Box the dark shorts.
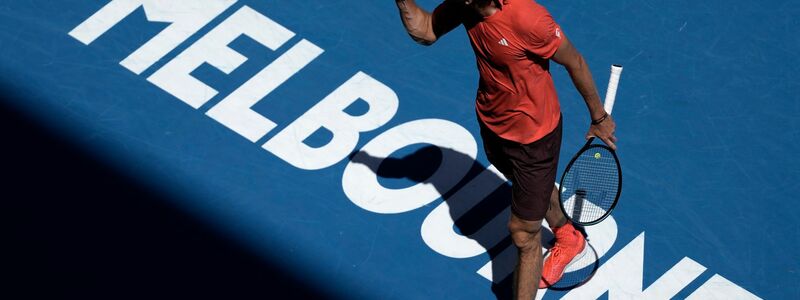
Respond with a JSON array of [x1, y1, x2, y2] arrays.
[[480, 116, 562, 221]]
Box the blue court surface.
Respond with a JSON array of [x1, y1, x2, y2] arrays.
[[2, 1, 798, 299]]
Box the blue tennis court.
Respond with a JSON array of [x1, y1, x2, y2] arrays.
[[2, 1, 797, 299]]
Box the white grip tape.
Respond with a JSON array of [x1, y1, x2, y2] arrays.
[[603, 64, 623, 115]]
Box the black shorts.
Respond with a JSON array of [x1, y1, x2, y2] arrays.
[[480, 116, 562, 221]]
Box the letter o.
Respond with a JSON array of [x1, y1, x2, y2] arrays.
[[342, 119, 477, 214]]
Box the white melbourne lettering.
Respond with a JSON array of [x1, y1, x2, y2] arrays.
[[562, 233, 707, 299], [207, 39, 323, 142], [69, 0, 237, 75], [148, 6, 297, 110], [342, 119, 477, 213], [687, 274, 762, 299], [264, 72, 399, 170], [69, 3, 760, 299]]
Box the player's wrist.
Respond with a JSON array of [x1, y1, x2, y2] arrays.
[[586, 99, 606, 121], [591, 112, 609, 125]]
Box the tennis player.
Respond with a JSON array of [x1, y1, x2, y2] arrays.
[[393, 0, 617, 298]]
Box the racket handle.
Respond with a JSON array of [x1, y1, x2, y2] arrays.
[[604, 65, 623, 115]]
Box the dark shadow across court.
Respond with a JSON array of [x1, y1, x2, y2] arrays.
[[0, 84, 336, 300]]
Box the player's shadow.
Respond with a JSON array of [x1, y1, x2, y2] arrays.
[[349, 146, 555, 300]]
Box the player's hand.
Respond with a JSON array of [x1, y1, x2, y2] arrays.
[[587, 114, 617, 150]]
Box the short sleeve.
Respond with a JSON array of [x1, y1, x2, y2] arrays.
[[523, 13, 563, 59], [431, 0, 464, 38]]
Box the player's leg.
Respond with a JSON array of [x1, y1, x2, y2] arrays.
[[538, 117, 586, 288], [545, 117, 566, 229], [508, 214, 543, 300], [502, 135, 560, 298], [545, 185, 567, 228], [480, 122, 547, 298]]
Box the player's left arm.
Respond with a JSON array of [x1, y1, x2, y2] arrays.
[[394, 0, 463, 46], [551, 35, 618, 150]]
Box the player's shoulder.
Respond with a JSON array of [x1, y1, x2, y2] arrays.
[[508, 0, 557, 38], [508, 0, 552, 20]]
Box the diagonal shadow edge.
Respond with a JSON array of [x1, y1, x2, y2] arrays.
[[0, 80, 340, 299]]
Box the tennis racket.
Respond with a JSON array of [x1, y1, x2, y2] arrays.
[[558, 64, 623, 226]]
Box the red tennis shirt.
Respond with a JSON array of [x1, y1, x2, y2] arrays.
[[447, 0, 564, 144]]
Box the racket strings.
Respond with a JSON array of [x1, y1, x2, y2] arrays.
[[561, 146, 620, 224]]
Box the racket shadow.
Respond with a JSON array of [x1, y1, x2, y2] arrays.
[[349, 146, 570, 299]]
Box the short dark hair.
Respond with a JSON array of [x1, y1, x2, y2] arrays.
[[469, 0, 502, 7]]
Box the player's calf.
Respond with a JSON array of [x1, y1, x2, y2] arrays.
[[508, 215, 543, 253]]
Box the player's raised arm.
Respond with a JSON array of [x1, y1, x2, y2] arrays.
[[551, 35, 618, 150], [394, 0, 462, 45]]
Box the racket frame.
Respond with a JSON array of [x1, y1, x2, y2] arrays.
[[558, 139, 622, 226]]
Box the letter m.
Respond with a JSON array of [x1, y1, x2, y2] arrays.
[[69, 0, 236, 74]]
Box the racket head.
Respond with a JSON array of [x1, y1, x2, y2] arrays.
[[558, 142, 622, 226]]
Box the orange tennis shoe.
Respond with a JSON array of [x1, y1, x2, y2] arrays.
[[539, 221, 586, 288]]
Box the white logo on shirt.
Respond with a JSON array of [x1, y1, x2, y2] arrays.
[[498, 38, 509, 46], [555, 28, 561, 38]]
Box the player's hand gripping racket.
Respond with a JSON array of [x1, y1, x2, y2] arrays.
[[558, 65, 623, 226]]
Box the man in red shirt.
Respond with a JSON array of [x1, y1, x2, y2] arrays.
[[393, 0, 617, 298]]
